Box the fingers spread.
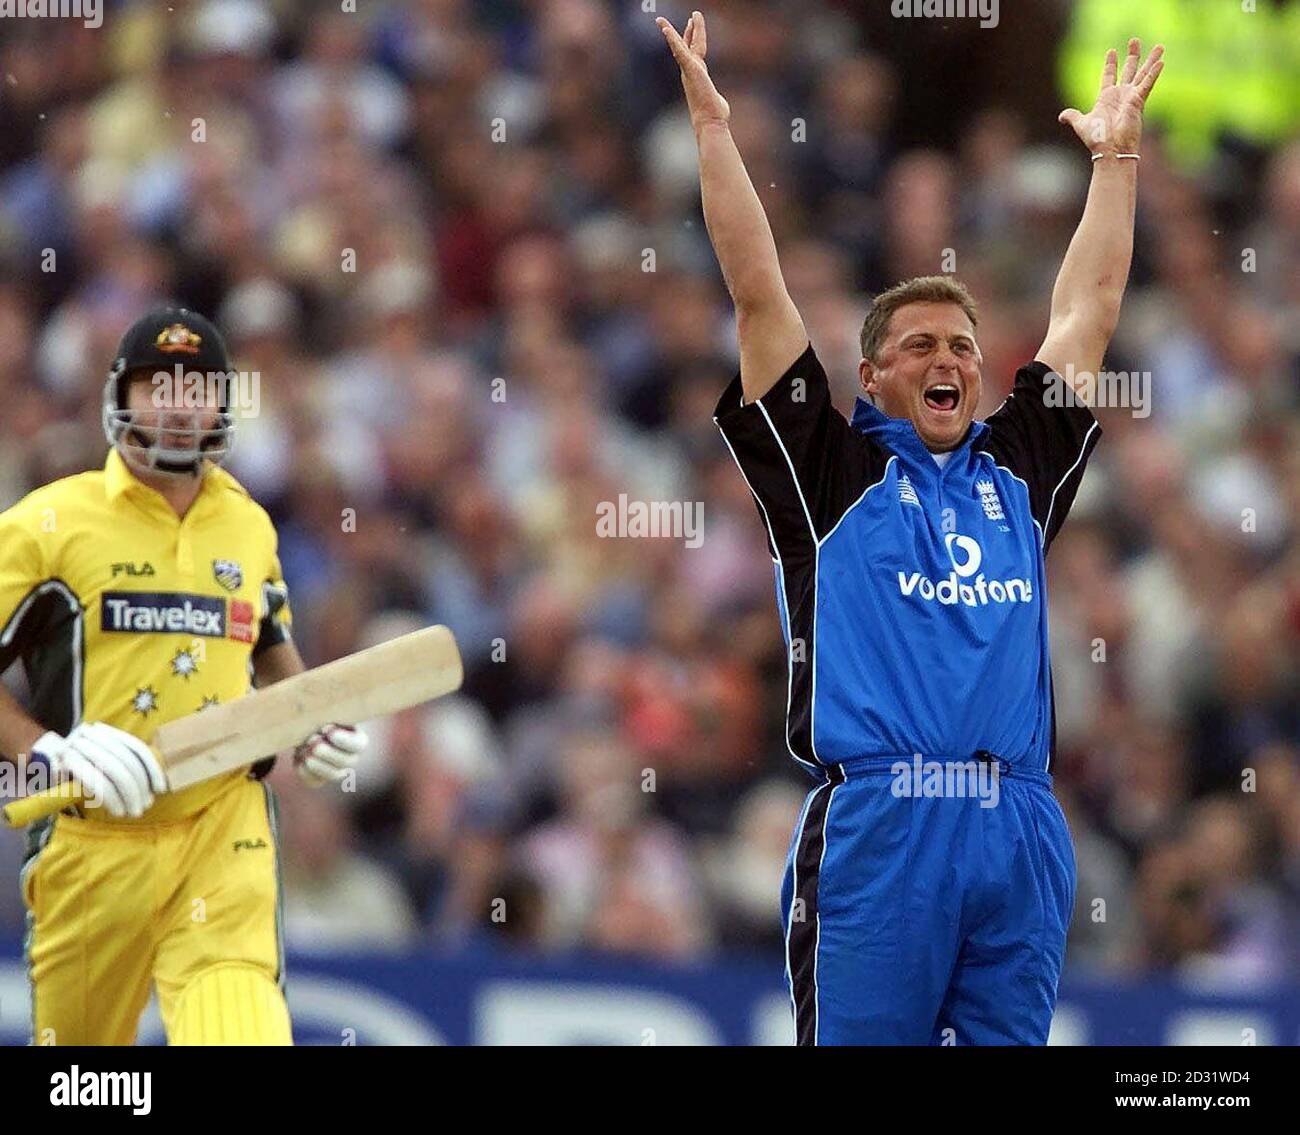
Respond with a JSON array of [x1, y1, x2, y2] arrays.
[[1120, 38, 1140, 84], [656, 17, 688, 63], [1135, 44, 1165, 96], [1100, 47, 1118, 91], [1137, 58, 1164, 99]]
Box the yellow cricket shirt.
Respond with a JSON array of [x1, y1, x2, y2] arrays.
[[0, 448, 292, 822]]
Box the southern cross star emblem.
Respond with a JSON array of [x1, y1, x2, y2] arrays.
[[131, 686, 159, 716], [171, 647, 200, 679]]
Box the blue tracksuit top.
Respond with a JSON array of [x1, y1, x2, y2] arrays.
[[714, 344, 1101, 776]]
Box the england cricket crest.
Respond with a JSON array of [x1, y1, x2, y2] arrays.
[[976, 479, 1005, 521], [213, 559, 243, 592]]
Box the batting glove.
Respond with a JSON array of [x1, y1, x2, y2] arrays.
[[292, 724, 368, 787], [30, 722, 168, 818]]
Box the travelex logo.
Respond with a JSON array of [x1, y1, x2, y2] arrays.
[[101, 590, 256, 642], [897, 533, 1033, 607], [102, 592, 226, 636], [100, 591, 256, 643]]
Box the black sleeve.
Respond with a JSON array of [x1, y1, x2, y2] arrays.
[[982, 360, 1102, 553], [252, 579, 291, 657], [247, 755, 277, 781], [713, 344, 890, 559]]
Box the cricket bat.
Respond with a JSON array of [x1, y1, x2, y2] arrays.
[[2, 624, 462, 829]]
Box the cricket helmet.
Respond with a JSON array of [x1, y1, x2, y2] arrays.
[[103, 306, 236, 476]]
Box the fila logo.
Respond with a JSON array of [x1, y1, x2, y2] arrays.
[[111, 562, 155, 577], [233, 838, 268, 851]]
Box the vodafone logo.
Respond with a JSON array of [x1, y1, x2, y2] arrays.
[[898, 533, 1033, 607], [944, 533, 982, 577]]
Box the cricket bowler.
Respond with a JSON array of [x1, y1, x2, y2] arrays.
[[660, 12, 1162, 1043], [0, 308, 368, 1045]]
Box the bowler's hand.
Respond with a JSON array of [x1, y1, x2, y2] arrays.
[[1059, 38, 1163, 155], [657, 10, 730, 132]]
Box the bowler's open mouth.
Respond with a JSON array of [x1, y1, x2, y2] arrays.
[[923, 383, 960, 413]]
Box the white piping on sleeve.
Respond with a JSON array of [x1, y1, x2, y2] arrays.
[[1043, 419, 1100, 540], [756, 402, 817, 544], [714, 418, 821, 776]]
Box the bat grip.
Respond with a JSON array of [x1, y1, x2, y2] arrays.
[[1, 781, 85, 829]]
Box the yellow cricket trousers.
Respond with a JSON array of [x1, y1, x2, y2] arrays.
[[20, 776, 291, 1046]]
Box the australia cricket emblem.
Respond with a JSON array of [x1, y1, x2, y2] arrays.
[[212, 559, 243, 592], [155, 322, 202, 354]]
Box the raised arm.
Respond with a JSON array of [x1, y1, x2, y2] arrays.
[[1038, 39, 1164, 394], [658, 11, 806, 403]]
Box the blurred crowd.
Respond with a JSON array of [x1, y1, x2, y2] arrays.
[[0, 0, 1297, 989]]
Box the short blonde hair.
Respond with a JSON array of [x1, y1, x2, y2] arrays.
[[859, 276, 979, 362]]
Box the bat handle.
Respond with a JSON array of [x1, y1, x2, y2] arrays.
[[2, 781, 85, 829]]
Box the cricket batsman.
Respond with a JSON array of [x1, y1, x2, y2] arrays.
[[0, 308, 367, 1045], [660, 12, 1162, 1043]]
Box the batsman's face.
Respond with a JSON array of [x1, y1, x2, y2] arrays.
[[125, 374, 221, 446], [860, 301, 982, 452]]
